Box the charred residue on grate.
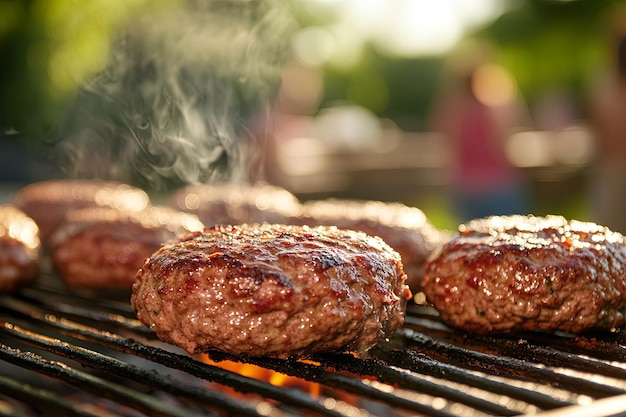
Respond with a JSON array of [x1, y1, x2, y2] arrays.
[[2, 277, 626, 416]]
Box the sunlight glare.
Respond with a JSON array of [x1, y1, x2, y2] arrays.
[[374, 1, 460, 57], [303, 0, 504, 59]]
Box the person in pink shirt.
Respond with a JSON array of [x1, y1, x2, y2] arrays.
[[430, 57, 530, 223], [587, 28, 626, 234]]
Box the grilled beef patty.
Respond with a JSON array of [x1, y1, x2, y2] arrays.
[[170, 182, 301, 227], [131, 223, 412, 358], [0, 205, 41, 291], [12, 179, 150, 243], [50, 206, 203, 289], [292, 199, 449, 292], [421, 215, 626, 334]]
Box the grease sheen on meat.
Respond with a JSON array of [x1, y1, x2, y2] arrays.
[[131, 224, 412, 358], [0, 205, 41, 292], [12, 179, 150, 243], [170, 182, 301, 227], [421, 215, 626, 334], [292, 198, 449, 292], [50, 206, 204, 289]]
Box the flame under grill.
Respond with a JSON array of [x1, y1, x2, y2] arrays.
[[2, 272, 626, 417]]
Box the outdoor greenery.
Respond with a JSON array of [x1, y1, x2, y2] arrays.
[[0, 0, 626, 225], [0, 0, 183, 143], [1, 0, 624, 141], [314, 0, 625, 130]]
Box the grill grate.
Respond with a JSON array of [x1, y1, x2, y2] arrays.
[[2, 272, 626, 417]]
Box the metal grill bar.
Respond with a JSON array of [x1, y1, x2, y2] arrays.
[[0, 375, 114, 417], [0, 344, 202, 417], [13, 286, 149, 335], [208, 350, 476, 417], [515, 332, 626, 363], [0, 302, 355, 417], [399, 327, 626, 398], [458, 333, 626, 380], [0, 322, 279, 417], [310, 352, 522, 415], [531, 393, 626, 417], [403, 311, 626, 382], [369, 346, 572, 410], [3, 274, 626, 417]]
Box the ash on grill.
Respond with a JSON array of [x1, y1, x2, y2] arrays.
[[2, 271, 626, 417]]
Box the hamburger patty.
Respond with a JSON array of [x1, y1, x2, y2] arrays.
[[12, 179, 150, 243], [131, 223, 412, 358], [50, 206, 204, 289], [170, 182, 301, 227], [292, 198, 449, 292], [0, 205, 41, 292], [421, 215, 626, 334]]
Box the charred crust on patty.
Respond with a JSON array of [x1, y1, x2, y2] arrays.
[[421, 214, 626, 335], [131, 223, 411, 358]]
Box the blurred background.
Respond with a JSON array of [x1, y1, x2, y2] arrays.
[[1, 0, 625, 232]]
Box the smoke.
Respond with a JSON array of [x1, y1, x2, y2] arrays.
[[54, 0, 296, 191]]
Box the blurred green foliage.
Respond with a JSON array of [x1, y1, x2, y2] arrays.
[[1, 0, 625, 144], [0, 0, 178, 143], [316, 0, 626, 129], [483, 0, 620, 105]]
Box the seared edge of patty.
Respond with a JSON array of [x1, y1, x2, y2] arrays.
[[50, 206, 203, 288], [131, 223, 411, 358], [421, 215, 626, 334], [0, 205, 41, 291], [170, 182, 301, 226], [291, 198, 450, 292], [12, 179, 150, 242]]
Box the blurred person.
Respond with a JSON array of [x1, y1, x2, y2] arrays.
[[429, 52, 530, 223], [249, 59, 325, 186], [587, 24, 626, 234], [532, 87, 580, 133]]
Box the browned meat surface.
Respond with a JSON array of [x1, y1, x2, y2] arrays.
[[50, 206, 203, 289], [131, 223, 412, 358], [421, 214, 626, 334], [12, 179, 150, 243], [169, 182, 301, 227], [292, 199, 449, 293], [0, 205, 41, 292]]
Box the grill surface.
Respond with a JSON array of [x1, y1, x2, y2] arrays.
[[2, 270, 626, 417]]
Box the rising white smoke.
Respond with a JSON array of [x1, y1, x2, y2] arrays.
[[54, 0, 296, 191]]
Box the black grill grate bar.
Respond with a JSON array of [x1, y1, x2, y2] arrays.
[[0, 343, 207, 417], [3, 303, 364, 417], [529, 393, 626, 417], [0, 375, 116, 417], [400, 328, 626, 398], [0, 322, 283, 417], [369, 346, 572, 410], [207, 351, 470, 417], [11, 284, 572, 415], [39, 315, 459, 417], [4, 294, 495, 417], [404, 315, 626, 382], [307, 351, 521, 416], [456, 334, 626, 381], [10, 289, 149, 336], [517, 332, 626, 364], [20, 283, 136, 317], [5, 281, 626, 417]]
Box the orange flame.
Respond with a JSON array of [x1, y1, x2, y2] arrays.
[[199, 354, 321, 397]]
